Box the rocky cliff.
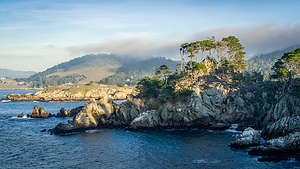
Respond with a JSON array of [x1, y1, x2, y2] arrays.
[[51, 77, 299, 161]]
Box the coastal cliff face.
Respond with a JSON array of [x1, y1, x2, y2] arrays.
[[51, 78, 299, 161], [52, 80, 299, 132], [4, 84, 137, 101]]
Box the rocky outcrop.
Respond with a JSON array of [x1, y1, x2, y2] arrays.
[[262, 116, 300, 139], [2, 84, 137, 102], [51, 79, 300, 162], [56, 108, 71, 117], [56, 106, 84, 117], [31, 105, 51, 118], [230, 127, 261, 148], [248, 132, 300, 161]]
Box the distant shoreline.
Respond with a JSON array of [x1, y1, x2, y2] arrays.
[[0, 88, 41, 91]]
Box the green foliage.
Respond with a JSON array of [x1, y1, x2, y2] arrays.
[[137, 35, 249, 101], [136, 76, 163, 97], [117, 83, 125, 87], [155, 65, 171, 80], [98, 80, 105, 84], [176, 88, 193, 97], [271, 48, 300, 80], [86, 81, 94, 85], [192, 63, 207, 73]]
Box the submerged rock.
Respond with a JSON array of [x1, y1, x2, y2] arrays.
[[17, 113, 24, 118], [50, 121, 84, 135], [230, 127, 261, 148]]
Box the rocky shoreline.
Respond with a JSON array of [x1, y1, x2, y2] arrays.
[[2, 84, 137, 102], [47, 78, 299, 161], [13, 105, 83, 119]]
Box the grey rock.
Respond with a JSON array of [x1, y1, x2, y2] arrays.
[[230, 127, 261, 148]]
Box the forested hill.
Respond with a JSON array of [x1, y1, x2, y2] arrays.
[[18, 54, 179, 87], [246, 44, 300, 74]]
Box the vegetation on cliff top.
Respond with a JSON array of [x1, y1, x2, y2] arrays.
[[137, 36, 300, 101]]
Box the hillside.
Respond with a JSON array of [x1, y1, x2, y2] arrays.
[[0, 69, 36, 79], [19, 54, 179, 87], [246, 44, 300, 74]]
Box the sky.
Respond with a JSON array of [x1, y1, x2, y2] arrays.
[[0, 0, 299, 71]]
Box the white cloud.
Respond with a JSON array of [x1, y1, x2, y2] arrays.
[[66, 24, 300, 60], [1, 24, 299, 71], [191, 24, 300, 56]]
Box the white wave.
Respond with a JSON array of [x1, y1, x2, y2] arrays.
[[85, 129, 104, 134], [9, 115, 32, 119], [1, 100, 11, 103], [192, 159, 220, 164], [224, 129, 242, 133]]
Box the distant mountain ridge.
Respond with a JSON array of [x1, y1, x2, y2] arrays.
[[0, 69, 36, 79], [19, 54, 179, 87], [246, 44, 300, 74]]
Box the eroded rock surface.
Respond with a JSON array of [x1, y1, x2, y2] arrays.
[[230, 127, 261, 148]]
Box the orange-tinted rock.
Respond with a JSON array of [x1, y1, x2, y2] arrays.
[[31, 105, 39, 118], [31, 105, 50, 118]]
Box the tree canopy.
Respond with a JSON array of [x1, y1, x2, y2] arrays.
[[271, 48, 300, 80], [178, 36, 247, 73]]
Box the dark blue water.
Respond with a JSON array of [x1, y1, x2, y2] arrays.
[[0, 90, 299, 169]]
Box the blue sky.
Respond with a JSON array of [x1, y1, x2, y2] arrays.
[[0, 0, 299, 71]]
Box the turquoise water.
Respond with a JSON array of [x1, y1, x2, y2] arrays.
[[0, 90, 299, 169]]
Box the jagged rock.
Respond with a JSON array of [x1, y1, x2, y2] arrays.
[[73, 100, 106, 129], [68, 106, 84, 117], [130, 110, 160, 129], [31, 105, 39, 117], [230, 127, 261, 148], [31, 105, 51, 118], [249, 132, 300, 156], [262, 116, 300, 139], [57, 108, 70, 117]]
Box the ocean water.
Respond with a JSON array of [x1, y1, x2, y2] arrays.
[[0, 90, 299, 169]]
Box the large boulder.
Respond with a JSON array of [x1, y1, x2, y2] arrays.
[[230, 127, 261, 148], [73, 99, 106, 129], [50, 121, 84, 135]]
